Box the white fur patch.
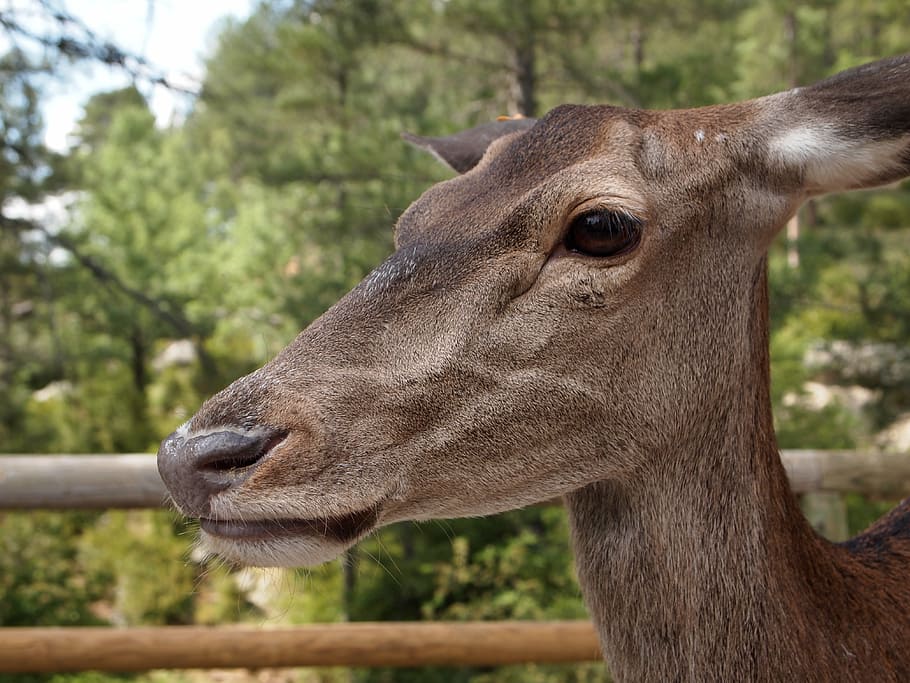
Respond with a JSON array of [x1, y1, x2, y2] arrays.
[[769, 124, 909, 191], [694, 129, 705, 143], [360, 249, 419, 297], [200, 531, 348, 568]]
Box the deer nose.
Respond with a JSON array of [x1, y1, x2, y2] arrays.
[[157, 427, 287, 516]]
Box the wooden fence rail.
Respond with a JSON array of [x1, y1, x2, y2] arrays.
[[0, 621, 601, 672], [0, 454, 166, 509], [1, 450, 909, 509]]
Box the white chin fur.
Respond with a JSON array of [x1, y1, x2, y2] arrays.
[[200, 531, 349, 568]]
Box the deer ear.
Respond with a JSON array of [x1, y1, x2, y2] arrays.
[[766, 55, 910, 195], [402, 118, 537, 173]]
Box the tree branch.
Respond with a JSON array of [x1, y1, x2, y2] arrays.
[[0, 1, 197, 94], [22, 223, 217, 374]]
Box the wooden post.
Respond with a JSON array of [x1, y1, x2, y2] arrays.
[[786, 213, 800, 268], [779, 449, 910, 500], [0, 622, 601, 672], [800, 492, 849, 542]]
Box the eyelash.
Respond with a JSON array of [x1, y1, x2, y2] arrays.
[[564, 209, 643, 258]]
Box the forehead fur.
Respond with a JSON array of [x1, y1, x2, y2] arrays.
[[396, 105, 647, 248], [482, 104, 640, 182]]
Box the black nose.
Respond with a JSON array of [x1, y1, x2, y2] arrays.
[[157, 427, 286, 516]]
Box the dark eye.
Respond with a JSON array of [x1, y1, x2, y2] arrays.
[[565, 210, 642, 257]]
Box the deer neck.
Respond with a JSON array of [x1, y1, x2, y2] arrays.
[[564, 265, 831, 681]]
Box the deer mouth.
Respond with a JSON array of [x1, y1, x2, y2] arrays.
[[200, 506, 379, 544]]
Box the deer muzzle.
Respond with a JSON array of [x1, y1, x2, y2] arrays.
[[157, 426, 288, 518]]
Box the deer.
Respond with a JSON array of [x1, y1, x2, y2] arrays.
[[158, 55, 910, 681]]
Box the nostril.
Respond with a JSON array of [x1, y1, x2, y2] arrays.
[[157, 426, 288, 518], [191, 429, 288, 475], [200, 450, 261, 473]]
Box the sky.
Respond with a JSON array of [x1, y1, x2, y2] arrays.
[[6, 0, 255, 151]]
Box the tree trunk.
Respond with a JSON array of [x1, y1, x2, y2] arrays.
[[130, 326, 147, 394], [513, 39, 537, 117], [342, 547, 359, 621], [631, 18, 645, 77], [784, 9, 801, 269]]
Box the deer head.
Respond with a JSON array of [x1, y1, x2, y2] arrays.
[[158, 56, 910, 573]]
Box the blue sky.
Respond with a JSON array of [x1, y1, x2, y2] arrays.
[[3, 0, 255, 151]]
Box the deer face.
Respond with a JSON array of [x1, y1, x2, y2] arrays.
[[158, 57, 910, 567]]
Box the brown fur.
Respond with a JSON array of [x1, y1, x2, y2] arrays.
[[158, 55, 910, 680]]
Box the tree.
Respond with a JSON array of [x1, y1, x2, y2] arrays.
[[0, 47, 64, 451]]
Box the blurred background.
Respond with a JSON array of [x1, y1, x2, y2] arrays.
[[1, 1, 908, 682]]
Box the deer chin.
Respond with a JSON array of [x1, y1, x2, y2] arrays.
[[197, 505, 381, 567]]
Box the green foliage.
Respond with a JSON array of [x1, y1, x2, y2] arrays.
[[471, 663, 609, 683], [349, 508, 585, 623], [0, 672, 134, 683], [774, 403, 860, 450], [421, 509, 585, 622], [78, 511, 197, 625], [0, 511, 107, 626], [343, 509, 594, 682]]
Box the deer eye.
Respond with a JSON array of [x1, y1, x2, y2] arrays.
[[565, 210, 642, 258]]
